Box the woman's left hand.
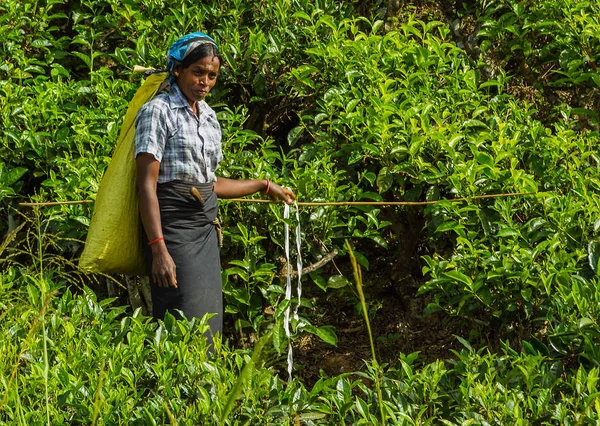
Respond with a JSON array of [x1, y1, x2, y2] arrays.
[[268, 182, 296, 204]]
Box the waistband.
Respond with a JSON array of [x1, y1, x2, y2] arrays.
[[156, 180, 218, 225], [158, 180, 214, 201]]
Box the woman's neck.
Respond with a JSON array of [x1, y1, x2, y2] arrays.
[[188, 99, 199, 116]]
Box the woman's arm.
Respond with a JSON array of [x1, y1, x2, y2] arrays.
[[136, 153, 178, 288], [214, 176, 295, 203]]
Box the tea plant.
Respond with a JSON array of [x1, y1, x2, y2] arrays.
[[2, 274, 599, 423], [476, 0, 600, 126], [3, 0, 600, 422]]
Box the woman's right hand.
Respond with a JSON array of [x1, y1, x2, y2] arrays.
[[151, 242, 178, 288]]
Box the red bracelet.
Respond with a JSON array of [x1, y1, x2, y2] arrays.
[[147, 237, 164, 246], [262, 179, 271, 195]]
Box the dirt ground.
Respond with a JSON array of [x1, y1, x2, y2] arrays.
[[288, 280, 471, 387]]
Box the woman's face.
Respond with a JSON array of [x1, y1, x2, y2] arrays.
[[175, 55, 220, 106]]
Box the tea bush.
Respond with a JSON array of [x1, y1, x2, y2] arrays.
[[476, 0, 600, 125], [2, 0, 600, 422], [1, 279, 599, 424]]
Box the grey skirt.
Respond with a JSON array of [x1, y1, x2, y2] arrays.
[[143, 181, 222, 339]]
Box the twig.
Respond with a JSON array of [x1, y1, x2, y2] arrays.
[[17, 191, 538, 208], [339, 326, 364, 333], [18, 200, 93, 207], [281, 249, 338, 279], [238, 191, 536, 206]]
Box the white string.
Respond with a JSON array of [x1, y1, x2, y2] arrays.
[[283, 201, 302, 382], [283, 204, 293, 381], [293, 201, 302, 321]]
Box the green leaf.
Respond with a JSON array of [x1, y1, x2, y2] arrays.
[[272, 322, 285, 352], [579, 318, 596, 329], [252, 72, 266, 96], [310, 273, 328, 291], [376, 167, 393, 193], [232, 288, 251, 305], [353, 251, 369, 269], [529, 336, 549, 356], [72, 51, 92, 68], [372, 20, 384, 34], [237, 223, 249, 241], [588, 241, 600, 275], [522, 340, 537, 356], [444, 270, 473, 286], [477, 209, 491, 237], [24, 65, 45, 74], [455, 335, 473, 351], [0, 167, 27, 185], [370, 235, 388, 248], [424, 303, 442, 315], [287, 126, 303, 146], [73, 216, 90, 227], [436, 221, 463, 233], [327, 275, 350, 289], [497, 228, 519, 237], [316, 15, 336, 32], [314, 113, 328, 125], [475, 152, 494, 167], [297, 412, 328, 421], [315, 326, 338, 346], [292, 11, 311, 21], [477, 286, 492, 305]]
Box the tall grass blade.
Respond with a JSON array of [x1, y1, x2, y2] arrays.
[[34, 208, 52, 426], [0, 291, 55, 412], [0, 221, 26, 259], [345, 240, 385, 425], [91, 362, 106, 426], [163, 401, 178, 426]]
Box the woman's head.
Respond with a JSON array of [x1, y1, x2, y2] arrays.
[[178, 42, 221, 69], [166, 32, 220, 71], [166, 32, 221, 104]]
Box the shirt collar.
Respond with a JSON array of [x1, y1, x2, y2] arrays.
[[169, 83, 210, 115], [169, 83, 192, 110]]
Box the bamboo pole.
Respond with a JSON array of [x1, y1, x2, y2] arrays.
[[17, 191, 537, 208], [18, 200, 94, 207]]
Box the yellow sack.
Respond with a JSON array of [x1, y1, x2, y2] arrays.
[[79, 72, 168, 276]]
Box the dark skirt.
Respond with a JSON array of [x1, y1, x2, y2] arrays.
[[143, 181, 222, 341]]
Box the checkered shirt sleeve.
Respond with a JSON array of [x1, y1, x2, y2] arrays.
[[134, 101, 169, 163]]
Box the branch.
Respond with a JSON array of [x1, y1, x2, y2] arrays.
[[280, 249, 338, 279]]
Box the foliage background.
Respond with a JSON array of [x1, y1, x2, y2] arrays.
[[1, 0, 600, 423]]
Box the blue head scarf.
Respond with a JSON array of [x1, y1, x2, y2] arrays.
[[166, 32, 218, 72]]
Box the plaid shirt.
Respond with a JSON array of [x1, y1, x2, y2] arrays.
[[134, 83, 223, 184]]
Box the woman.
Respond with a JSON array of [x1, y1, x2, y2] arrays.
[[134, 32, 295, 343]]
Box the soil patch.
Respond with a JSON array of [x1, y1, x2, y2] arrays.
[[290, 281, 471, 387]]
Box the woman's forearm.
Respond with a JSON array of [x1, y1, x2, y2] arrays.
[[214, 176, 267, 199], [214, 176, 296, 203], [138, 182, 163, 241]]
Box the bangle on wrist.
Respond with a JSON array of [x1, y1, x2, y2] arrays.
[[148, 237, 164, 246], [262, 178, 271, 195]]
